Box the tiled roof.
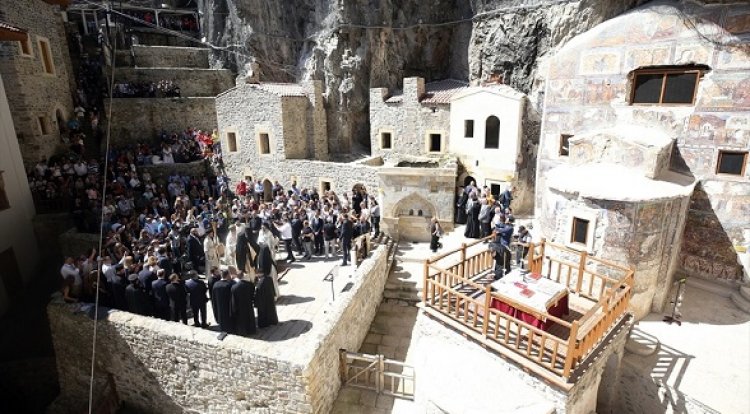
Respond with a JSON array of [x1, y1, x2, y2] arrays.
[[0, 21, 26, 34], [421, 79, 469, 105], [384, 79, 469, 105], [252, 83, 307, 97]]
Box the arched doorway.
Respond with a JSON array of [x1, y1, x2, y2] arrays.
[[262, 179, 273, 202], [485, 115, 500, 149], [391, 194, 437, 242], [463, 175, 475, 187]]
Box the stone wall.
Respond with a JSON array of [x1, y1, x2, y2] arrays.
[[0, 0, 75, 168], [412, 311, 632, 414], [536, 1, 750, 283], [369, 79, 452, 159], [47, 245, 390, 413], [108, 97, 217, 145], [130, 45, 210, 69], [281, 96, 310, 159], [114, 67, 234, 97], [132, 30, 197, 48]]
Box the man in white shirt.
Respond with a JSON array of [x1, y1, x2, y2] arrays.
[[60, 257, 82, 298]]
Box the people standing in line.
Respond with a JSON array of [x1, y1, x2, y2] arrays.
[[212, 269, 235, 333], [340, 214, 353, 266], [151, 269, 170, 320], [165, 273, 188, 324], [125, 274, 153, 316], [255, 269, 279, 328], [185, 270, 208, 328], [231, 271, 257, 336], [430, 217, 443, 253]]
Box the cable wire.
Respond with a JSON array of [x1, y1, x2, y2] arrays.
[[87, 5, 117, 412]]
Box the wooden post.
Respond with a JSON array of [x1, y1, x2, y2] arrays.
[[538, 238, 546, 275], [422, 261, 429, 305], [460, 243, 467, 278], [576, 251, 587, 294], [483, 284, 491, 337], [339, 349, 348, 382], [378, 354, 385, 394], [527, 242, 535, 272], [563, 320, 580, 378]]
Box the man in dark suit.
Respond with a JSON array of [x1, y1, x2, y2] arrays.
[[186, 228, 204, 272], [151, 269, 170, 320], [125, 275, 153, 316], [109, 269, 129, 311], [137, 266, 156, 297], [291, 213, 304, 255], [312, 211, 324, 256], [185, 270, 208, 327], [156, 247, 173, 275], [231, 272, 256, 336], [340, 214, 353, 266], [165, 273, 188, 324], [212, 270, 235, 333]]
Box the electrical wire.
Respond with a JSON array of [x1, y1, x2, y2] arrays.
[[87, 7, 117, 413]]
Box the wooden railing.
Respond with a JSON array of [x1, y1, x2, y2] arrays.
[[423, 238, 634, 385]]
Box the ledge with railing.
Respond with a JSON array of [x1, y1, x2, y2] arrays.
[[422, 237, 634, 389]]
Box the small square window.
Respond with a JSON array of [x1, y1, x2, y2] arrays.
[[429, 133, 441, 152], [259, 133, 270, 154], [38, 38, 55, 75], [464, 120, 474, 138], [18, 37, 33, 57], [0, 172, 10, 211], [716, 150, 747, 176], [227, 132, 237, 152], [320, 181, 331, 192], [381, 132, 392, 149], [560, 134, 573, 157], [430, 183, 438, 193], [571, 217, 589, 245], [38, 116, 50, 135], [490, 183, 502, 198]]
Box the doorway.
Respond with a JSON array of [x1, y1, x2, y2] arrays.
[[0, 248, 23, 307]]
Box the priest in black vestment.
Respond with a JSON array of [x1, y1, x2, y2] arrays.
[[455, 189, 468, 224], [230, 271, 257, 336], [256, 242, 279, 298], [464, 195, 481, 239], [212, 270, 235, 333], [255, 271, 278, 328]]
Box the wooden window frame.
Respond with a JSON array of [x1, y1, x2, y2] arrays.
[[570, 217, 590, 246], [716, 150, 748, 177], [38, 116, 50, 135], [37, 36, 56, 75], [559, 134, 573, 157], [629, 67, 704, 106]]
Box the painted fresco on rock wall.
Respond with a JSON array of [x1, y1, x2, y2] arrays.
[[697, 73, 750, 111], [578, 50, 622, 76], [625, 47, 671, 69], [684, 113, 727, 145], [725, 115, 750, 147], [582, 78, 626, 105]]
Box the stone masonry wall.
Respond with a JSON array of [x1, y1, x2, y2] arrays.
[[536, 1, 750, 283], [301, 244, 390, 413], [131, 45, 210, 69], [47, 245, 390, 414], [281, 97, 310, 159], [108, 97, 217, 145], [369, 82, 452, 159], [114, 67, 234, 97], [0, 0, 75, 168]]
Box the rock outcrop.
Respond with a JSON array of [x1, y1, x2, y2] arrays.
[[197, 0, 651, 152]]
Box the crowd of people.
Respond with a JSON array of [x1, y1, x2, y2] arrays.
[[58, 177, 380, 335], [113, 80, 181, 98], [454, 182, 531, 279]]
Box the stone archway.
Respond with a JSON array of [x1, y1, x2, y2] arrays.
[[390, 193, 438, 242]]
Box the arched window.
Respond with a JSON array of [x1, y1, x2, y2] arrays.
[[418, 209, 423, 216], [408, 209, 414, 216], [485, 116, 500, 149]]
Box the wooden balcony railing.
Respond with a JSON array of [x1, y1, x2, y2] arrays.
[[422, 237, 633, 387]]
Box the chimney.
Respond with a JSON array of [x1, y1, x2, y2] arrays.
[[403, 77, 425, 102], [245, 62, 261, 84]]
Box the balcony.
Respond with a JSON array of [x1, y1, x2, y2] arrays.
[[422, 238, 634, 388]]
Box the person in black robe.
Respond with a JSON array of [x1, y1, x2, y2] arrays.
[[207, 267, 221, 319], [185, 270, 208, 327], [151, 270, 170, 320], [464, 195, 481, 239], [455, 188, 468, 224], [255, 272, 278, 328], [212, 270, 235, 333], [125, 275, 153, 316], [165, 274, 188, 324], [230, 272, 256, 336], [235, 223, 251, 272]]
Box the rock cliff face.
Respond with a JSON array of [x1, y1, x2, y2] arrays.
[[197, 0, 649, 151]]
